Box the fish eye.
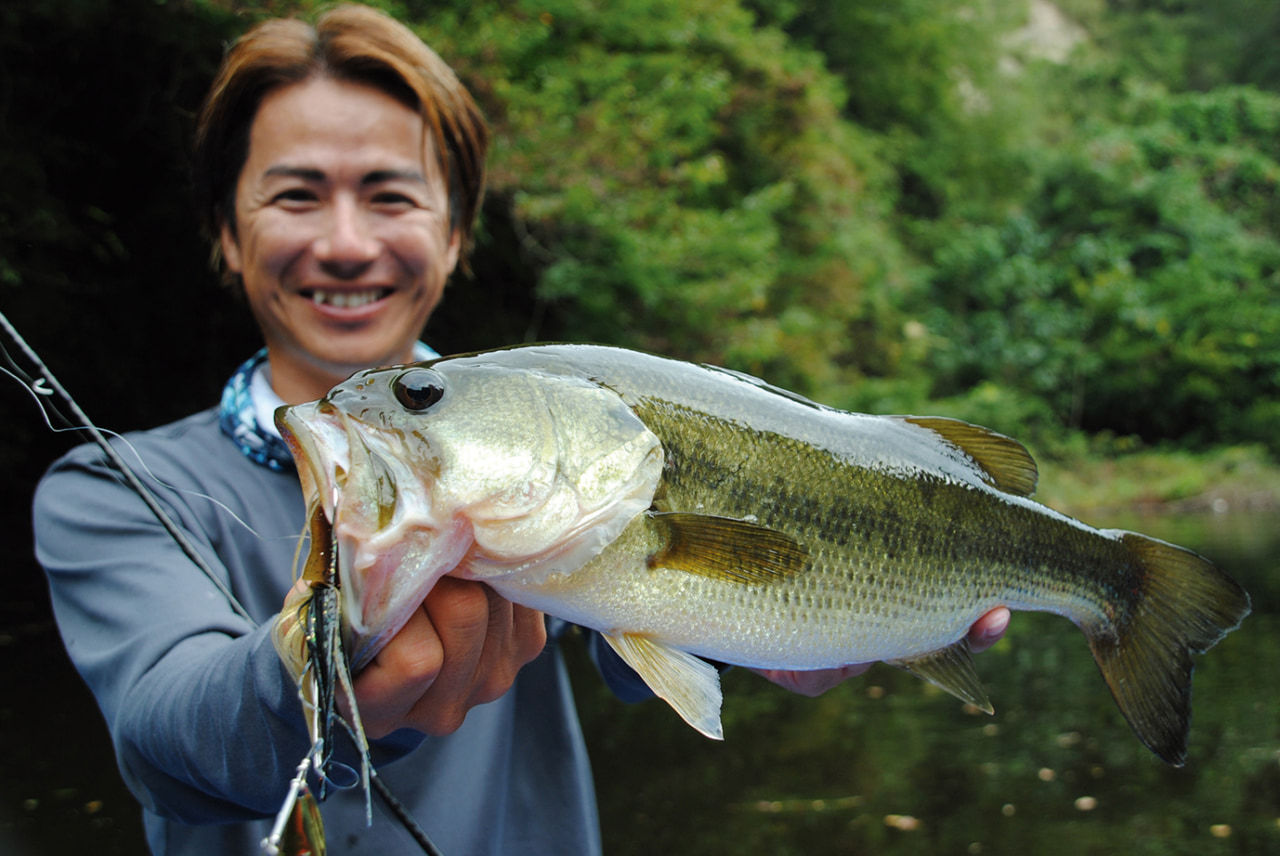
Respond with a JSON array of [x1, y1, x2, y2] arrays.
[[392, 369, 445, 412]]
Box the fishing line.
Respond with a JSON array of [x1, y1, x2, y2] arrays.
[[7, 309, 444, 854], [3, 326, 278, 547], [0, 347, 77, 433], [0, 309, 255, 625], [370, 770, 445, 856]]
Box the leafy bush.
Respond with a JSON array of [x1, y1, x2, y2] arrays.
[[914, 86, 1280, 453], [7, 0, 1280, 463]]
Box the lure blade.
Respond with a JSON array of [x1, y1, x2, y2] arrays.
[[279, 788, 326, 856]]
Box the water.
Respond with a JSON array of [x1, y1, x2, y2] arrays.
[[2, 511, 1277, 854], [572, 510, 1280, 856]]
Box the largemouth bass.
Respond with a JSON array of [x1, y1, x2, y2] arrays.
[[275, 344, 1249, 766]]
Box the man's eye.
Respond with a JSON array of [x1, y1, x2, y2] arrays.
[[372, 192, 416, 207], [273, 189, 317, 204]]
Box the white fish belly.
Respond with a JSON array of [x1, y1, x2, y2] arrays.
[[486, 550, 1005, 670]]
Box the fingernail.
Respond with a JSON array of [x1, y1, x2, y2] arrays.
[[984, 608, 1010, 639]]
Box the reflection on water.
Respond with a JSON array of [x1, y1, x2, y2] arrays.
[[2, 511, 1277, 854], [571, 511, 1280, 856]]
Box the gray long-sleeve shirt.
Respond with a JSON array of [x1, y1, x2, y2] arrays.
[[33, 407, 614, 855]]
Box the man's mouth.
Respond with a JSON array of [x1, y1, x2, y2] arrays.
[[301, 287, 393, 309]]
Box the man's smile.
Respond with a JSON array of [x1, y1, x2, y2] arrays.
[[299, 287, 394, 309]]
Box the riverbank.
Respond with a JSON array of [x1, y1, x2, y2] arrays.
[[1033, 442, 1280, 519]]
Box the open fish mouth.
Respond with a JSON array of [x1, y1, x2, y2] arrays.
[[276, 400, 349, 527], [276, 400, 472, 669]]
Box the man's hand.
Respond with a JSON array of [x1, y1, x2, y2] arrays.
[[753, 606, 1012, 697], [348, 578, 547, 738]]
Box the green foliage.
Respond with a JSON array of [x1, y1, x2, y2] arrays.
[[0, 0, 258, 431], [414, 0, 909, 393], [914, 85, 1280, 454], [1078, 0, 1280, 93], [7, 0, 1280, 462], [784, 0, 1038, 220]]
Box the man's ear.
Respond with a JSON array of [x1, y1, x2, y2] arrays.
[[220, 221, 243, 273], [445, 228, 462, 276]]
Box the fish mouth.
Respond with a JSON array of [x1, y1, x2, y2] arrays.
[[276, 400, 350, 527], [275, 401, 471, 669]]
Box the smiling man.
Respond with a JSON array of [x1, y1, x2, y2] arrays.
[[36, 8, 567, 854], [220, 75, 462, 404]]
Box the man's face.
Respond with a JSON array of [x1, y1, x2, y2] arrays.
[[221, 75, 460, 404]]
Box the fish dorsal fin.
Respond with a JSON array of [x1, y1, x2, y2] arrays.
[[647, 512, 808, 584], [904, 416, 1039, 497], [888, 638, 994, 713], [603, 632, 725, 740]]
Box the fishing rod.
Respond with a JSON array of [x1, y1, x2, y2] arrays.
[[0, 308, 254, 624], [2, 307, 445, 856]]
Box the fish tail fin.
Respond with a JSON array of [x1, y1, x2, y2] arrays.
[[1087, 531, 1250, 766]]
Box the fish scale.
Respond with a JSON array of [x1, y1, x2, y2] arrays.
[[623, 398, 1104, 660]]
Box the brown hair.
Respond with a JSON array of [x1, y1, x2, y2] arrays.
[[193, 3, 487, 278]]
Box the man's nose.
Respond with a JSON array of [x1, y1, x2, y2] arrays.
[[314, 196, 379, 273]]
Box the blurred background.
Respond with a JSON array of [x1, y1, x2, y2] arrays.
[[2, 0, 1277, 852]]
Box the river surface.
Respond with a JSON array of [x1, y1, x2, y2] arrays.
[[2, 509, 1277, 854]]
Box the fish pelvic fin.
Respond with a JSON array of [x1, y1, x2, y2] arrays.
[[646, 511, 808, 584], [1089, 531, 1251, 766], [902, 416, 1039, 497], [888, 638, 993, 714], [603, 632, 725, 740]]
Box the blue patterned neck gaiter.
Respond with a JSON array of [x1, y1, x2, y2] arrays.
[[217, 348, 296, 473]]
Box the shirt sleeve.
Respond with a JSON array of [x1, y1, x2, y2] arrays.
[[31, 444, 395, 823]]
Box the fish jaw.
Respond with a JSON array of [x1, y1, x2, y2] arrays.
[[277, 400, 473, 668]]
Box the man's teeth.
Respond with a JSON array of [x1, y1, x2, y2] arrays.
[[309, 289, 385, 308]]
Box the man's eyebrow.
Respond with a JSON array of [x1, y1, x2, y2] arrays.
[[263, 165, 326, 181], [363, 168, 428, 185], [261, 166, 427, 185]]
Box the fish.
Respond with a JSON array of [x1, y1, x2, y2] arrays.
[[273, 343, 1250, 766]]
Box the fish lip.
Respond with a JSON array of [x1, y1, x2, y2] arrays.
[[275, 401, 349, 526]]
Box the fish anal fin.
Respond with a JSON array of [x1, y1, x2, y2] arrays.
[[889, 638, 993, 714], [1087, 531, 1251, 766], [647, 511, 807, 585], [904, 416, 1039, 497], [603, 632, 725, 740]]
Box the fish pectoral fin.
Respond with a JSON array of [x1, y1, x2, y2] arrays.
[[646, 511, 807, 585], [902, 416, 1039, 498], [888, 639, 994, 714], [603, 632, 725, 740]]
